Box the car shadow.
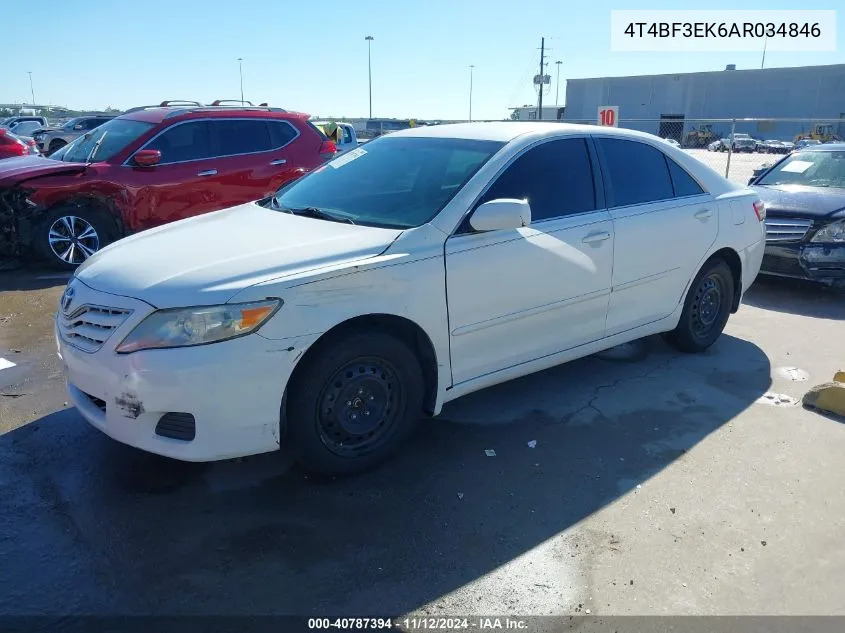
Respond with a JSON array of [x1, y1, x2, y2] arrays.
[[0, 268, 71, 293], [0, 334, 770, 616], [743, 276, 845, 320]]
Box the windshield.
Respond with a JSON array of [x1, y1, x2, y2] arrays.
[[270, 136, 504, 228], [757, 151, 845, 188], [51, 118, 154, 163]]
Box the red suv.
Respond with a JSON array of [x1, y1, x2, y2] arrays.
[[0, 101, 336, 268]]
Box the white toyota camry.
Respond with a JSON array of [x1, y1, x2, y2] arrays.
[[56, 122, 766, 474]]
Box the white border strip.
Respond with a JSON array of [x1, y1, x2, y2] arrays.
[[0, 357, 16, 371]]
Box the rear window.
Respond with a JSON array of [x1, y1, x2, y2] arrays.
[[209, 119, 299, 156]]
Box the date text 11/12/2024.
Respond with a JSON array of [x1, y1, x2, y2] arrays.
[[307, 617, 530, 630]]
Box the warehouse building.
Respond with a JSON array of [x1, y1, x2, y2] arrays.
[[562, 63, 845, 142]]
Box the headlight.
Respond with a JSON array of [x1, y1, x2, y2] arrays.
[[115, 299, 282, 354], [810, 220, 845, 244]]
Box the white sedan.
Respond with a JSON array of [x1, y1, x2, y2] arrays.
[[56, 122, 766, 475]]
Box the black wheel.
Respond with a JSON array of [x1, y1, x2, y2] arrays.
[[48, 139, 66, 154], [34, 205, 117, 270], [665, 259, 735, 354], [285, 330, 424, 475]]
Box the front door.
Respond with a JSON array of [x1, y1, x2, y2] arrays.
[[592, 136, 718, 335], [125, 120, 225, 231], [445, 137, 614, 385]]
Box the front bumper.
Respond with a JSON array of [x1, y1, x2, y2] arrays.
[[56, 280, 319, 461], [761, 242, 845, 283]]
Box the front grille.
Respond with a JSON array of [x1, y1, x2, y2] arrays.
[[155, 413, 196, 441], [82, 391, 107, 413], [765, 217, 813, 243], [58, 305, 132, 353]]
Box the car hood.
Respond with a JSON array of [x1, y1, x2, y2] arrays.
[[0, 155, 85, 185], [75, 202, 404, 308], [752, 185, 845, 219]]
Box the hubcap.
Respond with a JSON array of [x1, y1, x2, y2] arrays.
[[692, 275, 723, 334], [317, 357, 403, 457], [48, 216, 99, 265]]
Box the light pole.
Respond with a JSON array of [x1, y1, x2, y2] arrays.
[[237, 58, 244, 104], [555, 60, 562, 106], [365, 36, 374, 119], [27, 71, 35, 106], [468, 65, 474, 122], [761, 35, 767, 69]]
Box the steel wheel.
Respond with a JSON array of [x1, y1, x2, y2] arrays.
[[690, 274, 724, 336], [316, 356, 405, 458], [48, 215, 100, 265]]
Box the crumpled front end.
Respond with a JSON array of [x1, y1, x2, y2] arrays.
[[0, 186, 40, 269]]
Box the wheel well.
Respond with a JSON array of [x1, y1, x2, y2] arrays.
[[290, 314, 439, 415], [50, 197, 126, 238], [708, 247, 742, 312]]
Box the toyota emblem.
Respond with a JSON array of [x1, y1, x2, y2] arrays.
[[61, 285, 75, 314]]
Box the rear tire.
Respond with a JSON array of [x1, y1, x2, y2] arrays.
[[664, 259, 735, 354], [285, 330, 424, 476], [34, 205, 117, 270]]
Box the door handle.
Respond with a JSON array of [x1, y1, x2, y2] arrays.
[[581, 231, 612, 245], [694, 209, 713, 220], [197, 169, 217, 176], [270, 159, 287, 166]]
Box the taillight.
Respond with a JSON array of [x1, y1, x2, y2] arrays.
[[0, 135, 27, 156], [319, 140, 337, 157], [753, 200, 766, 221]]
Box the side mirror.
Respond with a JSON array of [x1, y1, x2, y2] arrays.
[[73, 124, 84, 130], [470, 198, 531, 232], [133, 149, 162, 167]]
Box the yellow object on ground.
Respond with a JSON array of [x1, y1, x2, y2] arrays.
[[803, 379, 845, 417]]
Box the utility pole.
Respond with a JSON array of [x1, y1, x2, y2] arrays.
[[365, 36, 374, 119], [237, 58, 244, 103], [537, 37, 545, 120], [469, 65, 474, 122], [555, 60, 562, 105], [761, 35, 767, 69], [27, 71, 35, 105]]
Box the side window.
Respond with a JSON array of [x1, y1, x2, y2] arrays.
[[477, 138, 596, 222], [666, 157, 705, 197], [211, 119, 274, 156], [342, 126, 353, 144], [595, 138, 674, 207], [268, 121, 298, 148], [85, 119, 104, 130], [145, 121, 211, 163]]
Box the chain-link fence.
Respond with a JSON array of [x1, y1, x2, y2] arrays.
[[559, 117, 845, 185]]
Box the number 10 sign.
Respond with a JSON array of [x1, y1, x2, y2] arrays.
[[598, 106, 618, 127]]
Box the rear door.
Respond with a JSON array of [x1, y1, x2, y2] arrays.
[[122, 120, 223, 230], [594, 136, 717, 335], [206, 118, 302, 207]]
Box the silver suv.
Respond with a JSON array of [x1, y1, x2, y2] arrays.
[[34, 115, 115, 155]]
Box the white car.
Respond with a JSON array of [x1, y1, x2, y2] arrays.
[[311, 121, 358, 154], [56, 123, 766, 475]]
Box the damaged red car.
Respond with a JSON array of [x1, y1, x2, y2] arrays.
[[0, 101, 336, 268]]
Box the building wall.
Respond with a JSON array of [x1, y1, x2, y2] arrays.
[[563, 64, 845, 140]]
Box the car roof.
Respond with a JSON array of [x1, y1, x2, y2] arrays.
[[389, 121, 660, 142], [120, 106, 306, 125]]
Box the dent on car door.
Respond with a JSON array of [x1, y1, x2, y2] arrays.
[[444, 137, 614, 385], [594, 137, 717, 335], [126, 120, 221, 230]]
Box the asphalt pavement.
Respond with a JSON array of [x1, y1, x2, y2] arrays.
[[1, 270, 844, 619]]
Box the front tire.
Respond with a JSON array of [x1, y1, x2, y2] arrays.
[[285, 330, 424, 476], [665, 259, 735, 354], [34, 205, 116, 270], [48, 139, 66, 155]]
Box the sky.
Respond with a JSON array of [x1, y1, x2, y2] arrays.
[[2, 0, 843, 120]]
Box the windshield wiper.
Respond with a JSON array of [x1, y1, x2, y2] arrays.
[[86, 131, 108, 163], [288, 206, 356, 225]]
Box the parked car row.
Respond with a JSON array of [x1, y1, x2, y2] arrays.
[[0, 100, 337, 268], [705, 135, 834, 154]]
